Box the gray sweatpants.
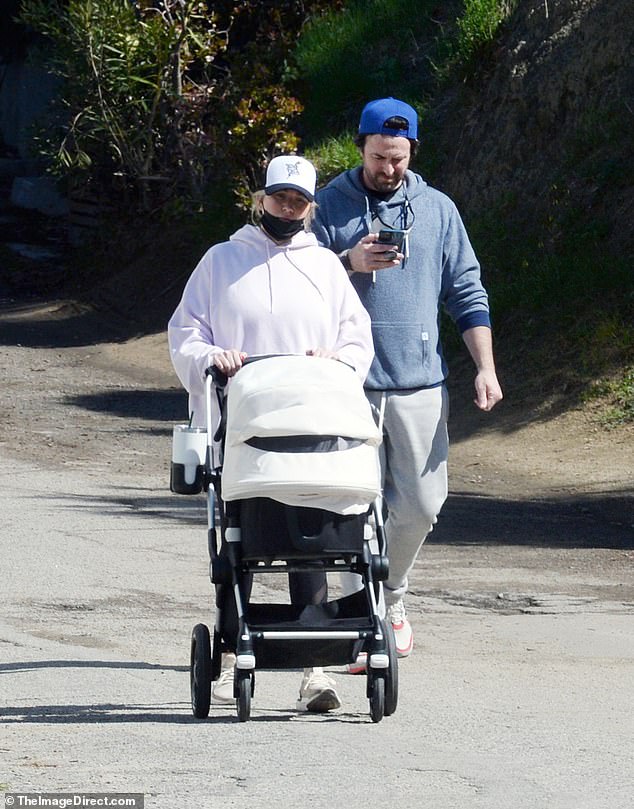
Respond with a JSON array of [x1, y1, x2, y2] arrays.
[[341, 386, 449, 607], [370, 386, 449, 605]]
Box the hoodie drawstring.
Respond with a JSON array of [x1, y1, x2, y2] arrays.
[[264, 238, 274, 312], [264, 238, 327, 309], [285, 250, 327, 302]]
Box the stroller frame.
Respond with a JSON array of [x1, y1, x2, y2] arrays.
[[189, 361, 398, 723]]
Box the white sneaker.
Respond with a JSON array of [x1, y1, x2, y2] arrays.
[[296, 667, 341, 713], [387, 599, 413, 658], [211, 652, 236, 704]]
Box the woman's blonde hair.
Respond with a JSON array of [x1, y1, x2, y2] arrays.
[[251, 190, 317, 230]]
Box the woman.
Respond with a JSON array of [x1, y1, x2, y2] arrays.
[[168, 155, 374, 713]]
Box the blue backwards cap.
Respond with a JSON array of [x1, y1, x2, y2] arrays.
[[358, 97, 418, 140]]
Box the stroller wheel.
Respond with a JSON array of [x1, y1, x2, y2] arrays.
[[236, 671, 252, 722], [382, 619, 399, 717], [368, 673, 385, 723], [190, 623, 212, 718]]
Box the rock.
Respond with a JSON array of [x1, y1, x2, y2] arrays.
[[10, 176, 69, 217]]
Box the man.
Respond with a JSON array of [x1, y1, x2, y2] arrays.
[[312, 97, 503, 661]]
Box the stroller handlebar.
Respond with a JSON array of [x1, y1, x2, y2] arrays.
[[205, 365, 228, 389], [205, 354, 301, 391], [205, 354, 356, 392]]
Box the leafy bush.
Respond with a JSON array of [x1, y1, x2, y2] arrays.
[[19, 0, 346, 213], [214, 0, 346, 206], [304, 134, 360, 186], [20, 0, 230, 211]]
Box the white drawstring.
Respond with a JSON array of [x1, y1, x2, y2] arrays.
[[285, 249, 327, 302], [264, 238, 274, 312], [263, 237, 327, 309], [377, 391, 387, 434]]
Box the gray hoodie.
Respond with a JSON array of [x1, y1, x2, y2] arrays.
[[312, 168, 491, 390]]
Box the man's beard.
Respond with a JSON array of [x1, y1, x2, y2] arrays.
[[363, 170, 403, 193]]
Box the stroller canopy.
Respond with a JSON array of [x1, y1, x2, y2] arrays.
[[220, 355, 381, 514]]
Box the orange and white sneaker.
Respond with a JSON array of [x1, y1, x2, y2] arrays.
[[346, 652, 367, 675], [387, 599, 413, 658]]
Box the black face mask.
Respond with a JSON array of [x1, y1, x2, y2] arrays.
[[260, 210, 305, 242]]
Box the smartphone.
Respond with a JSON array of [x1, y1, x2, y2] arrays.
[[377, 228, 406, 251]]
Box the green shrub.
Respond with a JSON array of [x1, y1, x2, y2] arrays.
[[455, 0, 516, 63], [583, 367, 634, 426], [20, 0, 229, 211], [305, 135, 360, 187]]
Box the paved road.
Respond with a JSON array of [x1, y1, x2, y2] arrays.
[[2, 452, 633, 809]]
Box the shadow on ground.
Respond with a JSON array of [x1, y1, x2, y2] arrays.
[[0, 659, 187, 674], [431, 490, 634, 549], [0, 287, 168, 348], [65, 389, 186, 422], [0, 297, 142, 347], [37, 483, 634, 549]]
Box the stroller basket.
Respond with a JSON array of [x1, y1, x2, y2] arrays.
[[247, 594, 376, 669]]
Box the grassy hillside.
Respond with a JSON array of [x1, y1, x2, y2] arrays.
[[15, 0, 629, 425], [291, 0, 633, 423]]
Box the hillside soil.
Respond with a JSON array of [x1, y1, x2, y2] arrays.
[[436, 0, 634, 246]]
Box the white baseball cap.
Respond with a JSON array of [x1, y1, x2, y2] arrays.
[[265, 155, 316, 201]]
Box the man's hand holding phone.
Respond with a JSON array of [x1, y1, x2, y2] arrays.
[[346, 230, 405, 274], [376, 228, 407, 261]]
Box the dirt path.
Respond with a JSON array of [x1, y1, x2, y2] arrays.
[[4, 296, 632, 489], [2, 294, 632, 605]]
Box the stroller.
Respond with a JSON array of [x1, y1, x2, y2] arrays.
[[171, 354, 398, 723]]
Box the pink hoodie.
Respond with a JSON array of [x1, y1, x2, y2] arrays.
[[168, 224, 374, 424]]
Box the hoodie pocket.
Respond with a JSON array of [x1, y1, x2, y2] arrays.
[[370, 322, 432, 388]]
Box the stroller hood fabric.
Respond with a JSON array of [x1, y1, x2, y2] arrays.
[[220, 355, 382, 514]]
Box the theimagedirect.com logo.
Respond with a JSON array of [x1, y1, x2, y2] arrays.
[[4, 795, 144, 809]]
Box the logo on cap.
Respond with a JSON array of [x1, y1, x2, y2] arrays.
[[285, 161, 302, 178], [265, 155, 316, 201]]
